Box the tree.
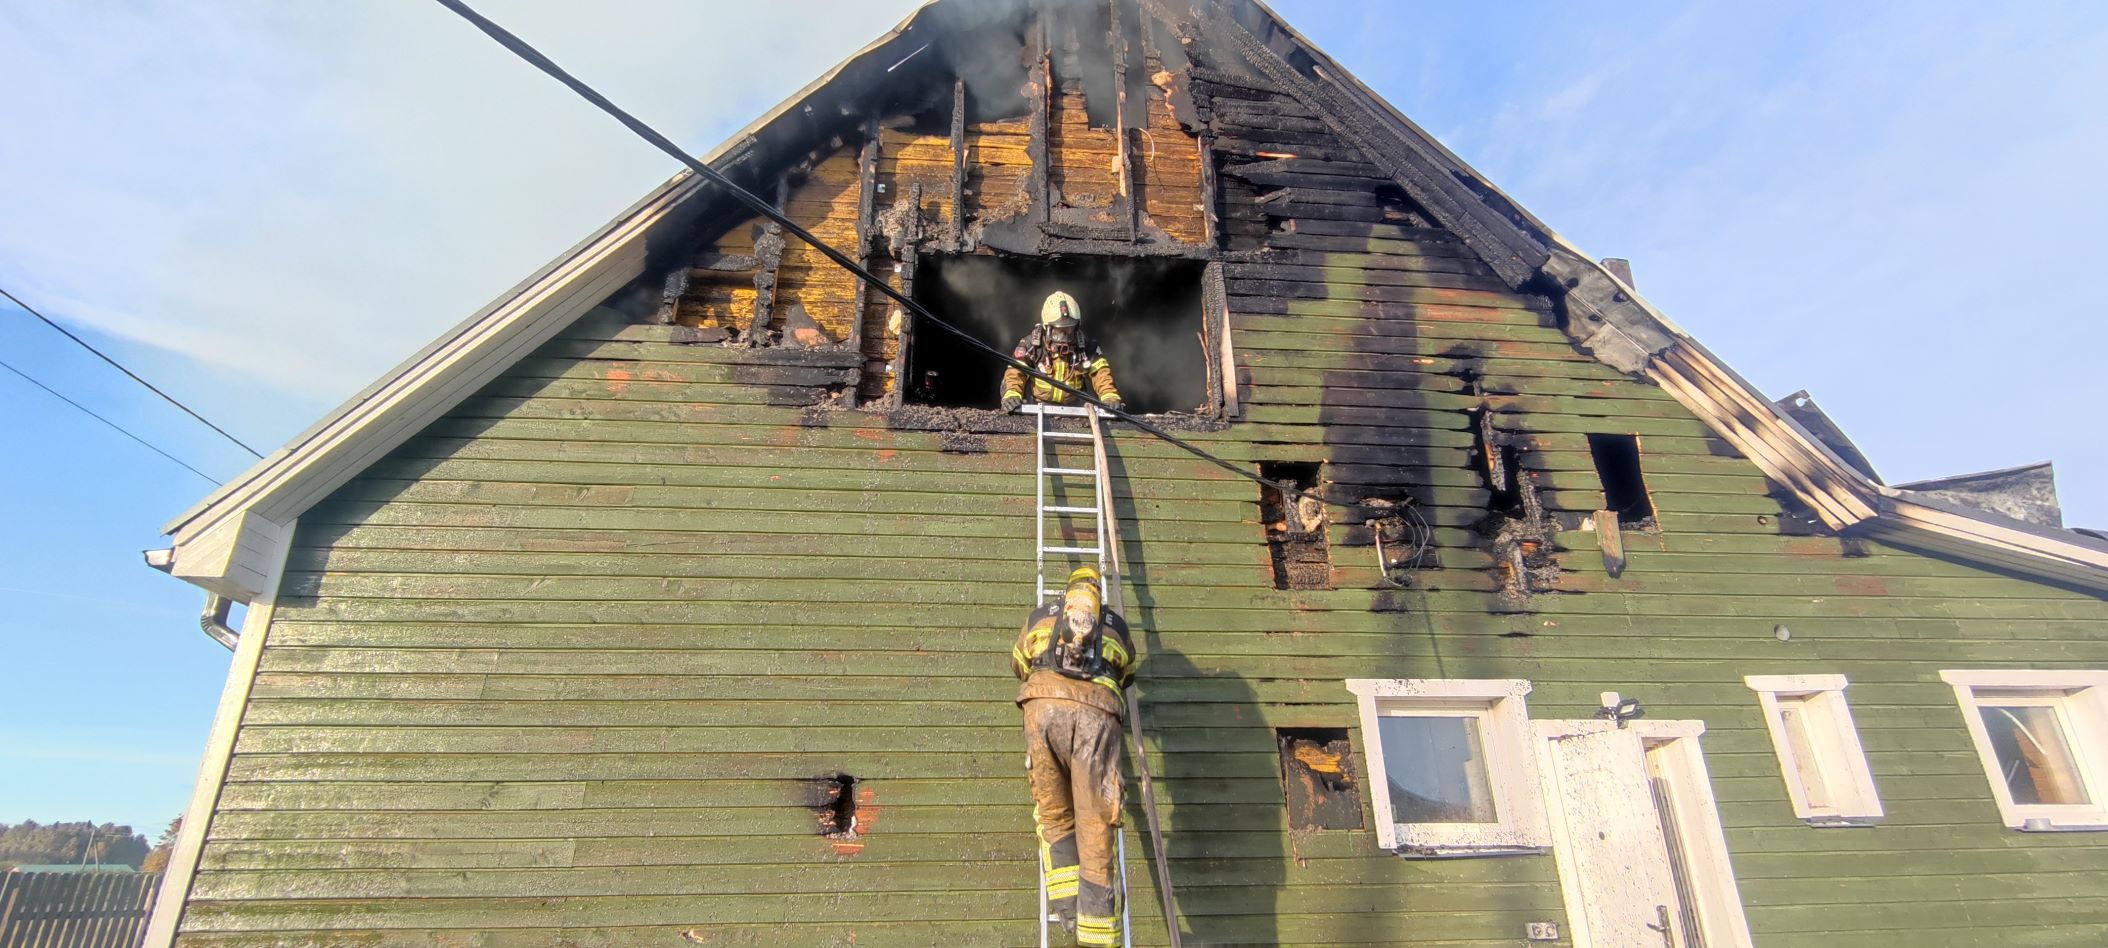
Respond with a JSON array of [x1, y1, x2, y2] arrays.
[[0, 820, 150, 868], [140, 817, 183, 873]]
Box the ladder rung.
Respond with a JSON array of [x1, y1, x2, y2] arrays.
[[1042, 431, 1094, 441], [1042, 545, 1102, 555], [1042, 505, 1099, 514], [1044, 467, 1097, 476]]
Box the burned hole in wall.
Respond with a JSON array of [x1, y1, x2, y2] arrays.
[[905, 254, 1207, 412], [1587, 433, 1656, 528], [1259, 461, 1331, 590], [812, 773, 861, 840], [1276, 727, 1362, 831]]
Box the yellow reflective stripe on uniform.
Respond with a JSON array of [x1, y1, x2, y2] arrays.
[[1077, 914, 1120, 947], [1098, 637, 1129, 668], [1044, 866, 1081, 900]]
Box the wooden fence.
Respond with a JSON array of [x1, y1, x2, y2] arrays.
[[0, 872, 161, 948]]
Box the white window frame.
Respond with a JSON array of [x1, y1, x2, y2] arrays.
[[1744, 674, 1882, 826], [1347, 678, 1549, 856], [1941, 670, 2108, 831]]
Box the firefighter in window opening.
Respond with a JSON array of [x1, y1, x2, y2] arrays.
[[1010, 565, 1140, 946], [1000, 291, 1123, 412]]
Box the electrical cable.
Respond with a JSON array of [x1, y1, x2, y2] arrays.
[[431, 0, 1432, 571], [0, 355, 221, 486], [0, 285, 264, 458]]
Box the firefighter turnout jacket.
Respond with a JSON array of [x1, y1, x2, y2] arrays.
[[1010, 599, 1139, 719], [1000, 326, 1122, 408]]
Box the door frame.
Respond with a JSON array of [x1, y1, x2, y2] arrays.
[[1535, 719, 1753, 948]]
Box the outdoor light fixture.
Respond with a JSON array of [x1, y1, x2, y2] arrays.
[[1594, 691, 1645, 728]]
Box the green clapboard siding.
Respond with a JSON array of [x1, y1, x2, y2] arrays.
[[171, 58, 2108, 948]]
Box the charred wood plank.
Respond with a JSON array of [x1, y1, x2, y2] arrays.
[[1240, 201, 1408, 225], [1187, 65, 1288, 97], [848, 120, 880, 357], [948, 79, 968, 248], [748, 222, 785, 346], [1247, 231, 1477, 256], [1211, 106, 1326, 132], [693, 253, 758, 272], [1222, 168, 1388, 191], [1209, 137, 1361, 164], [1230, 278, 1525, 304], [1110, 0, 1138, 241], [882, 182, 926, 407], [1265, 218, 1446, 240], [656, 267, 689, 325], [1227, 263, 1506, 292]]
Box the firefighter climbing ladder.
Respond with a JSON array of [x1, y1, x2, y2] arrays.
[[1023, 403, 1183, 948]]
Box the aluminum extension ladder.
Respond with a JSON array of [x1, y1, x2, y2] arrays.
[[1028, 402, 1109, 601], [1021, 402, 1132, 948]]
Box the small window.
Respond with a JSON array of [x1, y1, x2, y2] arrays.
[[1346, 679, 1549, 855], [1745, 675, 1882, 825], [1941, 670, 2108, 831], [1276, 727, 1363, 831], [1587, 433, 1655, 527], [1259, 461, 1330, 590]]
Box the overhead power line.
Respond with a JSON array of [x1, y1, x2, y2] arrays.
[[0, 355, 221, 486], [0, 285, 264, 458], [429, 0, 1424, 551]]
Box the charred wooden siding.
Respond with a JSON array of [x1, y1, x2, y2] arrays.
[[169, 24, 2108, 948]]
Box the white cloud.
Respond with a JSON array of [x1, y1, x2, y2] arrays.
[[0, 0, 923, 398]]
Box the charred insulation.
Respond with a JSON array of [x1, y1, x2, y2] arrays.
[[1259, 461, 1331, 590], [1276, 727, 1361, 831]]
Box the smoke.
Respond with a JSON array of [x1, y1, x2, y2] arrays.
[[909, 253, 1207, 412]]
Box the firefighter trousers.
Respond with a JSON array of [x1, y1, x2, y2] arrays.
[[1023, 696, 1125, 946]]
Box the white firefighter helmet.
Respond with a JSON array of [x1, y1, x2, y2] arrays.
[[1040, 291, 1081, 328]]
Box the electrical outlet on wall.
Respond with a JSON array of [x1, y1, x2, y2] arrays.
[[1525, 921, 1560, 941]]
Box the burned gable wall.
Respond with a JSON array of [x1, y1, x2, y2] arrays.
[[175, 1, 2108, 945], [656, 0, 1212, 407]]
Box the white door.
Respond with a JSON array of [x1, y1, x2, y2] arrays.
[[1535, 720, 1752, 948]]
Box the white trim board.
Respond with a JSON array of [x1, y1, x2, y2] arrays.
[[1346, 678, 1549, 856], [141, 527, 297, 947], [1744, 674, 1883, 825]]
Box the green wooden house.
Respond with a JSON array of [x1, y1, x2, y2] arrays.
[[141, 1, 2108, 944]]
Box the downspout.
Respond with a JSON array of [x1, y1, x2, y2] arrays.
[[143, 548, 239, 651], [199, 594, 238, 651]]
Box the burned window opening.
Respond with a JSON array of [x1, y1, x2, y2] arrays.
[[815, 773, 861, 840], [1277, 727, 1362, 831], [905, 253, 1208, 412], [1588, 433, 1657, 528], [1260, 461, 1331, 590]]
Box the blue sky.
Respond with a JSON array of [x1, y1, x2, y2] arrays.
[[3, 0, 2104, 833]]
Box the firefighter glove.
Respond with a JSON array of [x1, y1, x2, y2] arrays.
[[1002, 393, 1024, 412]]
